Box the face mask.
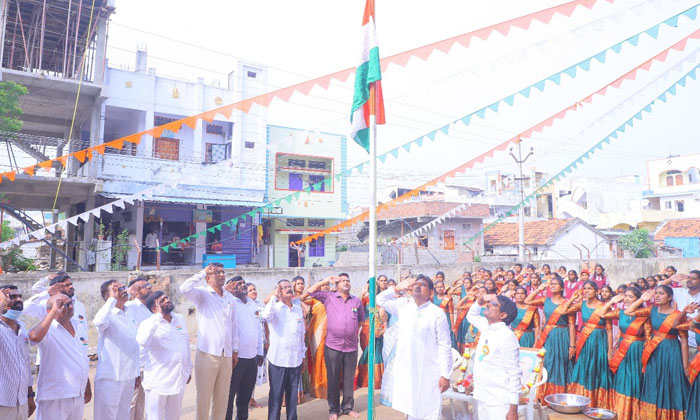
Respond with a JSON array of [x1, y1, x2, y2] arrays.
[[3, 309, 22, 320]]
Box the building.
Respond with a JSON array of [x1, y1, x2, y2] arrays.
[[653, 218, 700, 258], [353, 201, 489, 265], [552, 176, 682, 231], [263, 125, 348, 268], [644, 154, 700, 216], [483, 218, 613, 260]]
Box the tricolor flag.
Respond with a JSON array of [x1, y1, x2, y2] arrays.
[[350, 0, 386, 152]]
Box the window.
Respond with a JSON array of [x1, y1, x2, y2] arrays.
[[309, 236, 325, 257], [308, 219, 325, 227], [666, 176, 674, 186], [247, 71, 257, 78], [206, 124, 224, 135], [689, 168, 700, 184], [154, 115, 178, 126], [462, 223, 472, 230], [665, 201, 673, 209], [676, 201, 685, 212], [443, 230, 455, 250], [676, 174, 684, 185], [289, 173, 303, 191], [308, 160, 327, 170], [418, 235, 428, 247], [286, 218, 305, 227], [288, 159, 306, 168], [153, 138, 179, 160], [205, 143, 227, 163], [309, 175, 325, 191], [245, 141, 255, 149]]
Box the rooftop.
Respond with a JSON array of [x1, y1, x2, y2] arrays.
[[484, 218, 578, 246], [374, 201, 490, 220], [653, 218, 700, 241]]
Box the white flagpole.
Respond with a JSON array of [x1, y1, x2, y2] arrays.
[[367, 102, 378, 417]]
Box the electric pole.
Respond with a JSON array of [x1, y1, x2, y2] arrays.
[[510, 139, 533, 261]]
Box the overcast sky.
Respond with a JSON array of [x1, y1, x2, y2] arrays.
[[6, 0, 700, 206]]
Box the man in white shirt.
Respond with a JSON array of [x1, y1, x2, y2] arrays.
[[23, 273, 89, 358], [262, 280, 306, 420], [93, 280, 140, 420], [224, 276, 264, 420], [467, 294, 521, 420], [137, 291, 192, 420], [180, 263, 237, 420], [29, 294, 91, 420], [0, 285, 35, 420], [376, 275, 452, 420], [125, 276, 154, 420], [664, 270, 700, 358], [144, 229, 158, 263]]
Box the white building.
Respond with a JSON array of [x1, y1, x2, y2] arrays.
[[483, 218, 614, 260], [644, 153, 700, 216]]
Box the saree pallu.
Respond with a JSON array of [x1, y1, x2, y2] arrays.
[[611, 339, 644, 420], [519, 330, 536, 348], [539, 326, 572, 401], [512, 306, 538, 348], [304, 298, 328, 399], [433, 295, 457, 349], [639, 324, 689, 420], [379, 314, 398, 407], [687, 326, 700, 420]]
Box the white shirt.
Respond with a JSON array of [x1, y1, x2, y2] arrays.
[[228, 295, 264, 359], [136, 313, 192, 396], [673, 288, 700, 347], [0, 318, 31, 407], [377, 288, 453, 420], [125, 298, 153, 369], [261, 296, 306, 368], [180, 271, 237, 357], [145, 233, 158, 248], [93, 297, 140, 382], [467, 303, 522, 406], [32, 319, 89, 402]]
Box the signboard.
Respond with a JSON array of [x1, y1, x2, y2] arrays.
[[193, 209, 213, 223]]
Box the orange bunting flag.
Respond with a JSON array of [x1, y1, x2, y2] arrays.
[[38, 160, 53, 172], [124, 134, 142, 144], [5, 171, 16, 181], [73, 150, 87, 163], [86, 149, 93, 161], [201, 110, 218, 123], [23, 165, 35, 176], [183, 117, 198, 129], [57, 156, 69, 168], [109, 139, 124, 150], [93, 144, 107, 155], [151, 126, 166, 138]]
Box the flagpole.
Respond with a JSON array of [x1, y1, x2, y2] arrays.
[[367, 83, 378, 420]]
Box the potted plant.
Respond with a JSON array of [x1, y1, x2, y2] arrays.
[[97, 222, 105, 240]]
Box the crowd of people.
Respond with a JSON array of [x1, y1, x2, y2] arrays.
[[0, 262, 699, 420]]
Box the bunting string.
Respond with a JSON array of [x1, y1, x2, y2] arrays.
[[0, 0, 619, 183], [292, 26, 700, 246], [462, 57, 700, 246]]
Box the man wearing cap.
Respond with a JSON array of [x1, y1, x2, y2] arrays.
[[180, 263, 237, 420], [467, 294, 521, 420], [125, 276, 153, 420], [29, 293, 91, 420], [137, 291, 191, 420], [24, 273, 89, 373], [377, 274, 453, 420], [93, 280, 140, 420], [0, 285, 35, 420]]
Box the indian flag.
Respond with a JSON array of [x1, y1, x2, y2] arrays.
[[350, 0, 386, 152]]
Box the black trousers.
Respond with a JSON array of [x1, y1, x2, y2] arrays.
[[267, 362, 302, 420], [324, 346, 358, 415], [225, 357, 258, 420]]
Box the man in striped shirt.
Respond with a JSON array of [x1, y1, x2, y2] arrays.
[[0, 285, 35, 420]]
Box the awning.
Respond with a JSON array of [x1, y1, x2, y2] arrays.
[[100, 193, 265, 207], [277, 229, 340, 235]]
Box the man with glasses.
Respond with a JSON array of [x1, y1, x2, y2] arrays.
[[0, 285, 35, 420], [29, 293, 91, 420], [377, 274, 452, 420], [125, 276, 153, 420], [467, 293, 521, 420]]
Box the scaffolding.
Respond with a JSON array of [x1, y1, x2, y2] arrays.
[[1, 0, 114, 82]]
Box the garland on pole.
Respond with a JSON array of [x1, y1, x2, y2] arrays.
[[0, 0, 619, 183], [292, 27, 700, 246], [462, 57, 700, 246]]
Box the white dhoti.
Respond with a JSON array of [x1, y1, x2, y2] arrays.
[[37, 396, 84, 420], [0, 404, 28, 420], [476, 400, 511, 420], [94, 377, 136, 420], [144, 389, 184, 420]]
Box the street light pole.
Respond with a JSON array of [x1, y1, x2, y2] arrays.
[[510, 139, 533, 261]]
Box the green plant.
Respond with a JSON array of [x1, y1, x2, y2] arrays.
[[619, 229, 656, 258], [0, 81, 28, 133], [473, 255, 481, 262], [111, 228, 130, 271], [0, 221, 37, 271], [1, 220, 13, 242]]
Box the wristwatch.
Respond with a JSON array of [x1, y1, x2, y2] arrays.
[[27, 391, 35, 398]]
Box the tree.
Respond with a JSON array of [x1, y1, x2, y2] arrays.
[[0, 81, 28, 133], [619, 229, 656, 258]]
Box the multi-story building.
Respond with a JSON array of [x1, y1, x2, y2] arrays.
[[263, 125, 348, 268], [644, 153, 700, 216]]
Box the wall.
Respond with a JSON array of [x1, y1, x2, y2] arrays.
[[540, 223, 611, 260]]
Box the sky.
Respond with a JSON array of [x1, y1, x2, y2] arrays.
[[6, 0, 700, 206]]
